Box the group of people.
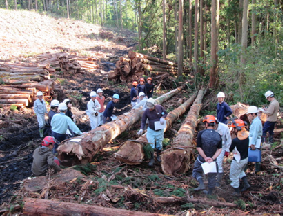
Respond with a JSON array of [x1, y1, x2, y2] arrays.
[[193, 90, 279, 196]]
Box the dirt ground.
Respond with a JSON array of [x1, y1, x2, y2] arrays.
[[0, 9, 283, 216]]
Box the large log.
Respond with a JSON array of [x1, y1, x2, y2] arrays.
[[0, 98, 29, 106], [114, 91, 198, 164], [161, 89, 206, 175], [57, 86, 185, 164], [23, 198, 168, 216]]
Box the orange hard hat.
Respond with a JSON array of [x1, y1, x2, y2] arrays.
[[140, 78, 145, 82], [203, 115, 216, 123], [132, 81, 138, 86], [228, 119, 245, 128], [147, 77, 152, 80]]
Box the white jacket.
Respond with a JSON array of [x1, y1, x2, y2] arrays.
[[133, 98, 148, 111], [34, 99, 47, 115], [216, 122, 232, 152], [86, 99, 101, 116]]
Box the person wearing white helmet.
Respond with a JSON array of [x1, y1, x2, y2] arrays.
[[216, 92, 232, 124], [46, 99, 59, 136], [86, 92, 101, 130], [261, 91, 279, 143], [103, 94, 119, 123], [51, 103, 83, 153], [63, 99, 74, 121], [96, 88, 105, 126], [137, 98, 167, 167], [34, 91, 48, 138], [133, 92, 148, 111], [247, 106, 262, 173]]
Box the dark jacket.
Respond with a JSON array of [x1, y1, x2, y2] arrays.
[[217, 101, 232, 124], [145, 83, 154, 96], [130, 87, 138, 102], [141, 105, 167, 130], [103, 101, 115, 118], [65, 109, 73, 121], [137, 84, 146, 94], [31, 146, 61, 176]]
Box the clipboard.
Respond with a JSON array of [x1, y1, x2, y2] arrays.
[[155, 120, 166, 130], [201, 162, 217, 174]]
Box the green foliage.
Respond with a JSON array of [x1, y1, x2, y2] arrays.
[[0, 135, 4, 141], [162, 138, 171, 148], [148, 174, 160, 182], [143, 143, 153, 160], [154, 189, 169, 197], [170, 188, 186, 197], [10, 105, 17, 111], [0, 77, 4, 85], [72, 164, 96, 175], [234, 199, 246, 210], [181, 203, 195, 210]]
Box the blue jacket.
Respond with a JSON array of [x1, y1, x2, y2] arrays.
[[249, 116, 262, 146], [51, 113, 82, 135], [103, 101, 115, 118], [137, 84, 146, 94], [130, 87, 138, 102], [217, 101, 232, 124]]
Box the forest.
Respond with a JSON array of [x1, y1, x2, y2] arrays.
[[0, 0, 282, 215]]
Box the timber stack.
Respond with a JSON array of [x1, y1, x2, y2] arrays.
[[108, 51, 181, 83]]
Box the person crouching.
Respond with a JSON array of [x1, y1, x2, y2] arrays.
[[31, 136, 61, 176]]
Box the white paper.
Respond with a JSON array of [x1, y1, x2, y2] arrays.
[[66, 129, 71, 135], [70, 139, 82, 142], [249, 137, 261, 148], [233, 147, 241, 162], [155, 120, 166, 130], [201, 162, 217, 174]]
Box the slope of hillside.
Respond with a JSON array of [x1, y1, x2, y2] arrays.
[[0, 9, 133, 59]]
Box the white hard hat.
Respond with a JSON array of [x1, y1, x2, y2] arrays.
[[146, 98, 155, 108], [50, 99, 59, 107], [90, 91, 97, 97], [247, 106, 258, 114], [58, 103, 67, 111], [63, 99, 70, 104], [264, 90, 274, 98], [217, 92, 225, 98], [97, 88, 103, 93], [37, 91, 43, 96], [139, 92, 145, 97]]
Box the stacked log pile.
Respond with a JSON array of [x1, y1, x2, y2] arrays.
[[161, 89, 206, 175], [108, 51, 180, 83]]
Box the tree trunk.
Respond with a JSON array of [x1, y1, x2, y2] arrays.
[[119, 0, 123, 29], [66, 0, 70, 18], [138, 0, 142, 50], [14, 0, 17, 10], [238, 0, 243, 43], [251, 0, 256, 46], [161, 89, 206, 175], [6, 0, 8, 9], [199, 0, 204, 76], [35, 0, 37, 10], [227, 0, 230, 45], [175, 1, 179, 61], [23, 198, 166, 216], [177, 0, 184, 77], [240, 0, 249, 64], [188, 0, 192, 63], [163, 0, 167, 60], [115, 91, 197, 164], [194, 0, 199, 74], [209, 0, 217, 88], [58, 86, 185, 164]]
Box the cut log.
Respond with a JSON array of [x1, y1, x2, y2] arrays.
[[0, 93, 31, 99], [23, 198, 168, 216], [57, 86, 185, 164], [114, 91, 198, 164], [161, 89, 206, 175], [0, 98, 29, 106]]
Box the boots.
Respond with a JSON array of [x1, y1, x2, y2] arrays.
[[156, 149, 161, 162], [216, 173, 224, 187], [232, 188, 240, 196], [148, 151, 155, 167], [255, 162, 261, 173], [204, 188, 213, 195], [269, 135, 274, 143], [240, 176, 250, 192], [194, 178, 205, 191], [39, 128, 44, 138]]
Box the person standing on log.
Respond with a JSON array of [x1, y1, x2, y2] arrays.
[[247, 106, 262, 173], [261, 90, 279, 144], [192, 115, 222, 195], [34, 91, 48, 138], [133, 92, 147, 111], [137, 98, 167, 167], [228, 120, 250, 196], [86, 92, 101, 130], [217, 92, 232, 124], [46, 99, 59, 136], [137, 78, 146, 101], [96, 88, 105, 126], [130, 81, 138, 107], [215, 119, 232, 187], [51, 103, 83, 153], [103, 94, 119, 123], [31, 136, 61, 176], [145, 77, 155, 98]]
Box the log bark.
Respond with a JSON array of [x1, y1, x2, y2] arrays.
[[114, 91, 198, 164], [58, 86, 185, 164], [161, 89, 206, 175], [23, 198, 166, 216], [0, 99, 29, 106]]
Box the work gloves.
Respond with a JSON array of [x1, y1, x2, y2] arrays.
[[160, 117, 165, 125], [137, 129, 143, 135]]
